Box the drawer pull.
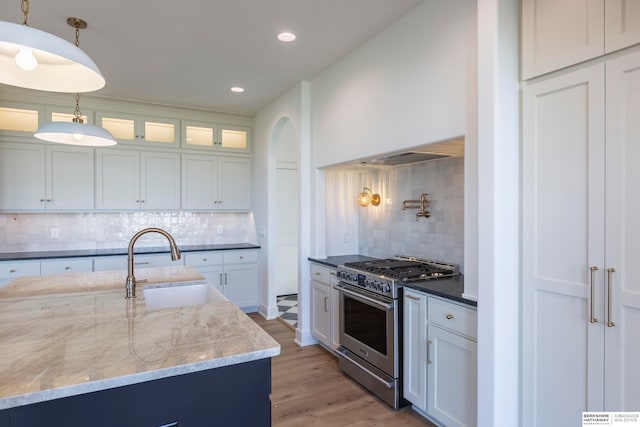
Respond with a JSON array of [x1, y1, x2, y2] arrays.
[[406, 295, 420, 301], [9, 269, 17, 273], [134, 261, 150, 266], [315, 272, 321, 276], [446, 314, 454, 320], [240, 256, 244, 259], [203, 258, 207, 262], [65, 266, 71, 270]]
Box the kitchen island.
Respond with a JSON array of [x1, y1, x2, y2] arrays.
[[0, 266, 280, 426]]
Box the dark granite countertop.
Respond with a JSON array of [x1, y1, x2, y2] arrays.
[[308, 254, 379, 268], [403, 274, 476, 307], [0, 243, 261, 262]]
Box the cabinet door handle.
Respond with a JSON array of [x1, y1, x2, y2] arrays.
[[224, 273, 227, 285], [446, 313, 454, 320], [9, 269, 16, 273], [590, 266, 599, 323], [134, 261, 150, 266], [406, 295, 420, 301], [427, 340, 433, 365], [607, 268, 616, 327], [324, 296, 329, 312], [219, 273, 223, 285], [64, 266, 71, 270], [315, 272, 321, 276]]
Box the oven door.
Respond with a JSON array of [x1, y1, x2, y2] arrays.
[[336, 283, 398, 377]]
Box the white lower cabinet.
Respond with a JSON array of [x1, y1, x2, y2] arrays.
[[184, 250, 258, 312], [310, 262, 338, 349], [311, 278, 331, 346], [403, 288, 427, 410], [403, 288, 477, 427], [93, 253, 184, 272], [40, 258, 93, 275], [0, 261, 40, 287]]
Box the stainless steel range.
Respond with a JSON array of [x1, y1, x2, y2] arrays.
[[335, 256, 458, 409]]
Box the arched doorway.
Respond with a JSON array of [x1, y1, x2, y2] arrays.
[[268, 117, 300, 327]]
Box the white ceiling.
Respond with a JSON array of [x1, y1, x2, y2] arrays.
[[1, 0, 424, 116]]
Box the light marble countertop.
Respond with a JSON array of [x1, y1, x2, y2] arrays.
[[0, 266, 281, 411]]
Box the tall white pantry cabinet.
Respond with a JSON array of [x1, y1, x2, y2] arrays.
[[522, 51, 640, 427]]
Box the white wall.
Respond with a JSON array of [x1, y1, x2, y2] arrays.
[[253, 82, 316, 345], [311, 0, 474, 168], [476, 0, 520, 425]]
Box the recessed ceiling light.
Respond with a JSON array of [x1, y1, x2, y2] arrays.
[[277, 32, 296, 42], [230, 87, 244, 93]]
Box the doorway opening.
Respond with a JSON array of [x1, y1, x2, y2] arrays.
[[272, 118, 299, 328]]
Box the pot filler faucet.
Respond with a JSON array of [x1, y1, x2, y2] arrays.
[[125, 227, 181, 299]]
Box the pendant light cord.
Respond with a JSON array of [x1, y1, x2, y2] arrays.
[[72, 20, 83, 123], [21, 0, 29, 26], [73, 93, 83, 123]]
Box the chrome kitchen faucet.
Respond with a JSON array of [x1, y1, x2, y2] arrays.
[[125, 227, 181, 299]]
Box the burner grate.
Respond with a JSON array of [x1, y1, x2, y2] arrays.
[[343, 257, 457, 282]]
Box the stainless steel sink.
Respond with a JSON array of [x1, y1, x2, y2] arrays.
[[143, 281, 225, 310]]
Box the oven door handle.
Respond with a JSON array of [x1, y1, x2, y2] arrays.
[[335, 284, 393, 310]]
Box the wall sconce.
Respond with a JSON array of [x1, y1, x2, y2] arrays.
[[359, 187, 381, 207]]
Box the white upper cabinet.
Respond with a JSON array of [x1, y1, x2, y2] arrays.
[[522, 0, 604, 79], [0, 142, 94, 211], [522, 0, 640, 79], [181, 154, 251, 211], [182, 121, 251, 154], [0, 102, 42, 139], [97, 111, 179, 146], [96, 149, 180, 210], [605, 0, 640, 53]]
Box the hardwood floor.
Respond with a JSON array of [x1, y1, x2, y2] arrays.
[[248, 313, 435, 427]]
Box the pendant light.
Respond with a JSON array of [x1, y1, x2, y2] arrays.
[[0, 0, 105, 93], [35, 18, 116, 147]]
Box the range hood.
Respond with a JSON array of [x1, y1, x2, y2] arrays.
[[368, 151, 449, 165], [358, 137, 464, 167]]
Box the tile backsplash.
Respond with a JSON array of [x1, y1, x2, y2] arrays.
[[358, 157, 464, 270], [0, 212, 257, 252], [325, 157, 464, 271]]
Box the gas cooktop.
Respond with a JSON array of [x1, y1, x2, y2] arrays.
[[336, 256, 459, 298], [342, 256, 458, 282]]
